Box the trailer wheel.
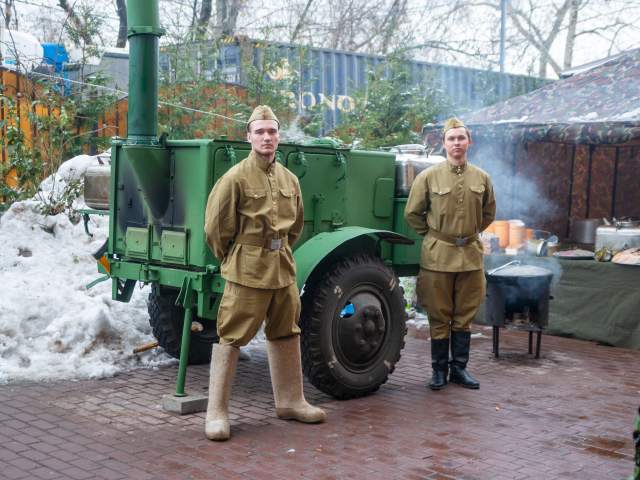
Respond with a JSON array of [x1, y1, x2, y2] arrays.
[[147, 287, 218, 364], [300, 254, 407, 399]]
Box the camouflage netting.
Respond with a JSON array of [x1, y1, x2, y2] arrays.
[[423, 48, 640, 146]]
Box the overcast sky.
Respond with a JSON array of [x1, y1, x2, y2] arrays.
[[3, 0, 640, 77]]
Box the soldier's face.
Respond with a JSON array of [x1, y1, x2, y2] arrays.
[[443, 127, 471, 160], [247, 120, 280, 157]]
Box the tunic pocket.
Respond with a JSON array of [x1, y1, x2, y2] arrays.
[[469, 184, 485, 210], [278, 188, 297, 219], [244, 188, 267, 200], [241, 188, 267, 213], [429, 186, 452, 214]]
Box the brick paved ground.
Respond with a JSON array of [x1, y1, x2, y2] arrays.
[[1, 327, 638, 480]]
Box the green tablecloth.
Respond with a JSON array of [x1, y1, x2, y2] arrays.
[[478, 255, 640, 350]]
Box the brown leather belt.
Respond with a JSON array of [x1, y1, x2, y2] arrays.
[[428, 230, 478, 247], [235, 233, 288, 250]]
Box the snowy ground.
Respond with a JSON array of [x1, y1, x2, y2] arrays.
[[0, 154, 175, 384]]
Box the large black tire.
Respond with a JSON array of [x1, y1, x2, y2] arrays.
[[147, 286, 219, 364], [300, 254, 407, 399]]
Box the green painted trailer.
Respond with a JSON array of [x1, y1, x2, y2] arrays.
[[101, 0, 423, 400]]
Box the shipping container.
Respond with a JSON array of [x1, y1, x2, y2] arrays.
[[159, 38, 549, 133]]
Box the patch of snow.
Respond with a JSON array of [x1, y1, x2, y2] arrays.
[[491, 116, 529, 124], [0, 153, 174, 384], [615, 107, 640, 121], [567, 111, 600, 122]]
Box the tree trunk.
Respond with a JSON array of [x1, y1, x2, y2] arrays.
[[115, 0, 127, 48], [379, 0, 407, 55], [215, 0, 242, 37], [4, 0, 14, 28], [563, 0, 580, 69], [198, 0, 213, 39], [508, 0, 570, 77]]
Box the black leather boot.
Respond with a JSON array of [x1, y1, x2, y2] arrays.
[[429, 338, 450, 390], [450, 331, 480, 389]]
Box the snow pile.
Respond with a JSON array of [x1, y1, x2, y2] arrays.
[[400, 277, 429, 330], [568, 111, 600, 122], [616, 107, 640, 121], [0, 153, 173, 384], [279, 116, 316, 144]]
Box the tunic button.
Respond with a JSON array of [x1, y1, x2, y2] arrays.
[[458, 199, 463, 204]]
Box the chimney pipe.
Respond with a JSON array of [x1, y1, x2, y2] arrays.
[[126, 0, 163, 145]]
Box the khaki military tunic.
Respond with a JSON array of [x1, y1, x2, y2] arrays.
[[404, 160, 496, 339], [204, 151, 304, 346], [404, 160, 496, 272], [205, 151, 304, 288]]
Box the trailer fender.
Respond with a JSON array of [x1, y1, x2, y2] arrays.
[[294, 226, 413, 290]]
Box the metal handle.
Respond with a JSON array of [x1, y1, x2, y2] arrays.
[[487, 260, 521, 275]]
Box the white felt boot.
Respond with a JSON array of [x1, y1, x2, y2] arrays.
[[266, 336, 326, 423], [204, 344, 239, 441]]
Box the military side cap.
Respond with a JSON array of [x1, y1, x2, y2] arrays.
[[247, 105, 280, 131], [443, 117, 466, 133], [442, 117, 470, 139]]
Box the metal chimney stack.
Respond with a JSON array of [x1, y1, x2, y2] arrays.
[[126, 0, 163, 145]]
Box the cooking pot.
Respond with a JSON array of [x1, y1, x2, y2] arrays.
[[485, 263, 554, 328], [570, 218, 603, 244], [393, 147, 445, 196], [84, 156, 111, 210]]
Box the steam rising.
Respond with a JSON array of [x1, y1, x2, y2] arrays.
[[470, 141, 559, 226]]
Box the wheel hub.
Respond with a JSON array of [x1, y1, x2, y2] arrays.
[[337, 292, 387, 366]]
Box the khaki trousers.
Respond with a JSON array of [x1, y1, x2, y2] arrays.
[[417, 269, 485, 340], [217, 281, 301, 347]]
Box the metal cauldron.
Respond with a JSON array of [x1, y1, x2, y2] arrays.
[[84, 156, 111, 210], [485, 263, 554, 328], [392, 144, 445, 196]]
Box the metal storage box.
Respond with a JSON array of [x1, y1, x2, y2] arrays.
[[595, 221, 640, 251]]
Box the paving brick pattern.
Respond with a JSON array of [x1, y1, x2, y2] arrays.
[[0, 327, 638, 479]]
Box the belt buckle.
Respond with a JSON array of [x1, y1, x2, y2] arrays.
[[454, 237, 466, 247], [270, 238, 283, 250]]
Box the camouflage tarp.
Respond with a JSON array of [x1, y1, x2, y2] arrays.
[[424, 48, 640, 145]]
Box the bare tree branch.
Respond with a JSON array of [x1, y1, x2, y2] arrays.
[[58, 0, 94, 45], [290, 0, 314, 44]]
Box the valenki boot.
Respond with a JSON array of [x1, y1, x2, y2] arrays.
[[204, 343, 240, 441], [266, 336, 326, 423], [429, 338, 450, 390], [449, 330, 480, 389]]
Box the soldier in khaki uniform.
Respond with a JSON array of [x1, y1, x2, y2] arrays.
[[405, 118, 496, 391], [203, 105, 326, 441]]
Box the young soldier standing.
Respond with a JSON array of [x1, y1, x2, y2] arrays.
[[404, 118, 496, 391], [203, 105, 326, 441]]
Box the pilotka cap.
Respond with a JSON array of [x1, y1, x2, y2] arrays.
[[247, 105, 280, 131], [442, 117, 471, 139]]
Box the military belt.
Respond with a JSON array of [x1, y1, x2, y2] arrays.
[[235, 233, 288, 250], [428, 230, 478, 247]]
